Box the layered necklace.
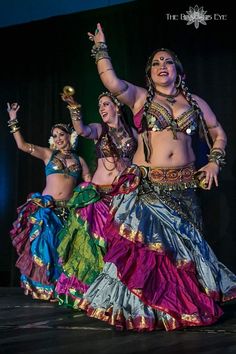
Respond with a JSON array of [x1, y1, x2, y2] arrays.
[[156, 88, 180, 105]]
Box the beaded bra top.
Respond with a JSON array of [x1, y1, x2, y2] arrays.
[[133, 100, 199, 138], [95, 124, 137, 160], [45, 150, 82, 180]]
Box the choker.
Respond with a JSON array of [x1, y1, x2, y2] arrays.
[[156, 89, 180, 105]]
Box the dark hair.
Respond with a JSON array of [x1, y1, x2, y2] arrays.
[[141, 48, 211, 162], [98, 92, 135, 161], [145, 48, 184, 87], [98, 91, 123, 108]]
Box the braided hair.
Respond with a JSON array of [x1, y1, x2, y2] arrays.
[[142, 48, 212, 162]]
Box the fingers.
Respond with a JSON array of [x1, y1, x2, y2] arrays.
[[207, 176, 213, 190], [88, 23, 104, 42], [7, 102, 20, 112], [206, 175, 218, 190], [214, 175, 218, 187], [87, 32, 94, 41]]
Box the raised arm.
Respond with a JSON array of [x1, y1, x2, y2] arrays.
[[61, 92, 101, 140], [7, 102, 52, 162], [87, 23, 146, 111]]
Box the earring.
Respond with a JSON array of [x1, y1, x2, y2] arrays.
[[175, 75, 182, 88]]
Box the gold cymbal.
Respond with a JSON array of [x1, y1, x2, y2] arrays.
[[63, 86, 75, 96]]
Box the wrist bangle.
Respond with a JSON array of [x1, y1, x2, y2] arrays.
[[10, 126, 20, 133], [67, 106, 82, 121], [8, 118, 19, 127], [91, 42, 111, 64], [207, 147, 226, 168]]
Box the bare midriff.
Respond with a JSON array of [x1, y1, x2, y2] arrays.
[[43, 174, 77, 200], [92, 158, 131, 185], [133, 130, 195, 168]]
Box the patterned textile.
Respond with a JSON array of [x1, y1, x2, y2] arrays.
[[78, 165, 236, 331], [55, 175, 140, 307], [55, 183, 110, 306], [10, 192, 67, 300]]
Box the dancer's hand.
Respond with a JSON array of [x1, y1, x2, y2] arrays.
[[87, 23, 106, 45], [7, 102, 20, 120]]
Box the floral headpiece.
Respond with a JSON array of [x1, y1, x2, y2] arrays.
[[48, 123, 78, 150], [98, 92, 123, 108]]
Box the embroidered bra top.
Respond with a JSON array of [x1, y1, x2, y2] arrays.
[[133, 100, 199, 138], [95, 123, 137, 160], [45, 150, 82, 180]]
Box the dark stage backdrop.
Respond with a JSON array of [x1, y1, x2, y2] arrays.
[[0, 0, 235, 286]]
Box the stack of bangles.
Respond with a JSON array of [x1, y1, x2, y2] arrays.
[[67, 104, 82, 121], [8, 118, 20, 133], [90, 42, 129, 97], [91, 42, 110, 64], [207, 147, 226, 169]]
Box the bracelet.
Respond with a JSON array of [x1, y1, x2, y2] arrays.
[[99, 68, 113, 76], [91, 42, 111, 64], [67, 105, 82, 121], [10, 125, 20, 133], [8, 118, 19, 127], [210, 147, 226, 156], [207, 147, 226, 168], [8, 118, 20, 133], [95, 51, 111, 64]]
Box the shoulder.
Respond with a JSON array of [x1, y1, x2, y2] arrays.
[[192, 94, 217, 124], [192, 94, 211, 110]]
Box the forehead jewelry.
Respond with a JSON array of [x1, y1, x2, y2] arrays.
[[160, 57, 165, 60]]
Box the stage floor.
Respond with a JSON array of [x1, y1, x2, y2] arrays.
[[1, 287, 236, 354]]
